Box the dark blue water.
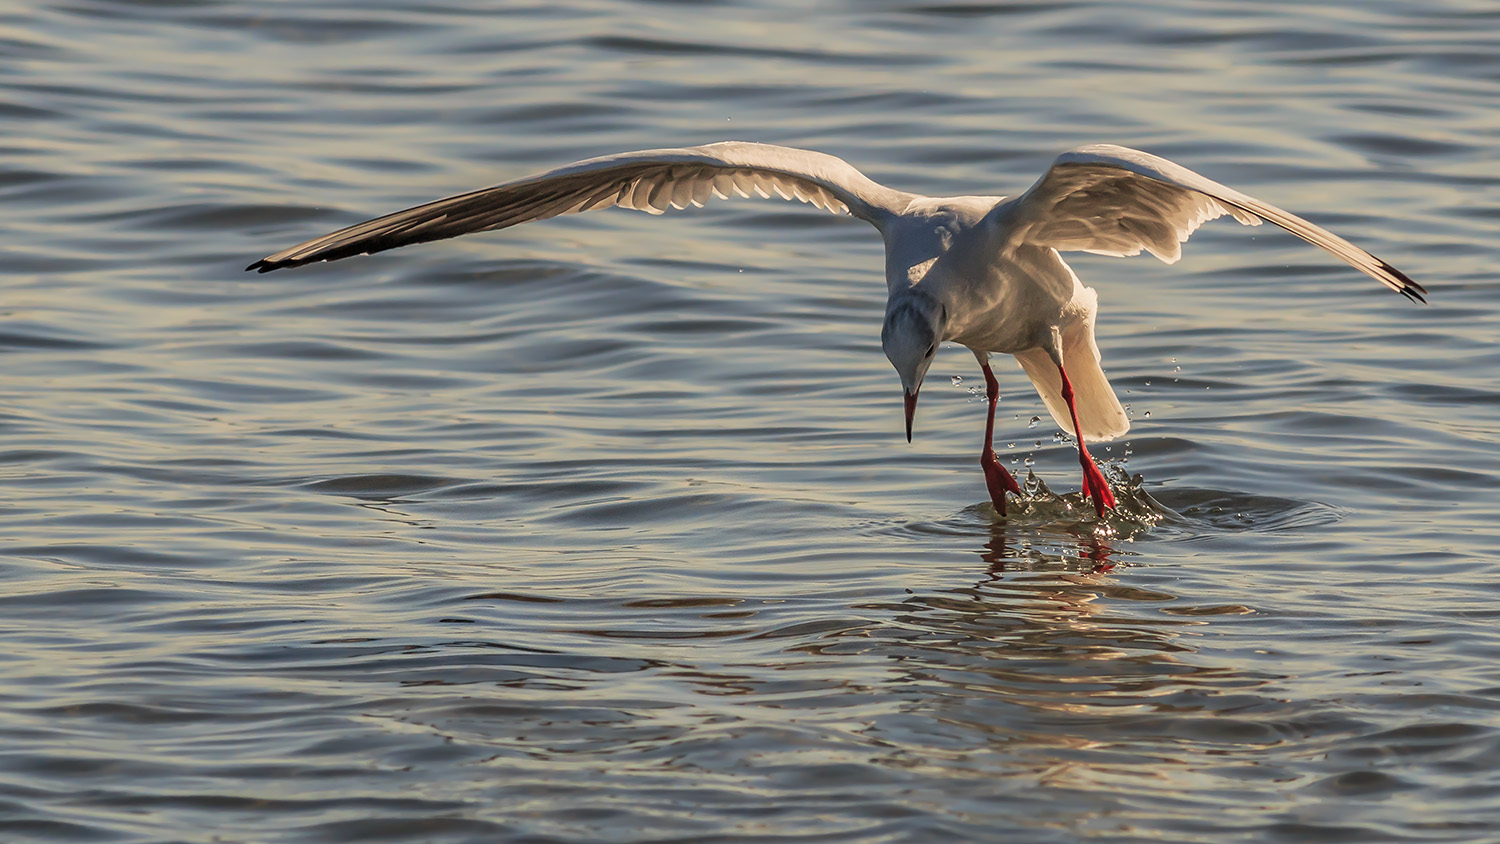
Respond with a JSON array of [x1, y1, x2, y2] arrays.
[[3, 1, 1498, 841]]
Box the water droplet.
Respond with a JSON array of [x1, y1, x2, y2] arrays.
[[951, 375, 962, 386], [1144, 380, 1151, 386], [1170, 357, 1176, 364], [1024, 456, 1035, 467], [1027, 415, 1040, 428], [1143, 411, 1151, 417], [1006, 442, 1015, 449]]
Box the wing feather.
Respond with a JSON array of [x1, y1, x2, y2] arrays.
[[248, 142, 911, 272], [1009, 144, 1425, 302], [689, 177, 713, 207], [710, 174, 735, 199]]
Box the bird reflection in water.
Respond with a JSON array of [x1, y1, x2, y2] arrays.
[[978, 520, 1118, 575]]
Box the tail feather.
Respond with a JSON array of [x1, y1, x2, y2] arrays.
[[1013, 314, 1129, 443]]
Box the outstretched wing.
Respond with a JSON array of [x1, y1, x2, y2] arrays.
[[247, 142, 912, 272], [1008, 144, 1426, 302]]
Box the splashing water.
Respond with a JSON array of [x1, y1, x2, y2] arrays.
[[989, 467, 1169, 538], [950, 374, 987, 401]]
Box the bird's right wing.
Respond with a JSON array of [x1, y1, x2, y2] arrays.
[[248, 142, 912, 272], [1006, 144, 1425, 302]]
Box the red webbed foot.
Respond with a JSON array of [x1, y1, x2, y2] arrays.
[[1079, 450, 1115, 517], [982, 449, 1023, 515]]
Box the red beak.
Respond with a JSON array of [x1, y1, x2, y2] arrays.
[[904, 388, 918, 443]]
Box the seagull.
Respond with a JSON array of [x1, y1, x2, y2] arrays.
[[248, 142, 1425, 517]]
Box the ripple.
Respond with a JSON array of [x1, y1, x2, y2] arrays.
[[880, 468, 1340, 550], [1153, 488, 1345, 533], [300, 473, 464, 499]]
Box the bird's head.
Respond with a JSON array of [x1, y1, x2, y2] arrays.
[[881, 294, 946, 443]]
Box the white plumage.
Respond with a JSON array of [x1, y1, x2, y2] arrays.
[[250, 142, 1423, 516]]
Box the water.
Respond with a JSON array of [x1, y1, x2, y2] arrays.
[[3, 1, 1499, 841]]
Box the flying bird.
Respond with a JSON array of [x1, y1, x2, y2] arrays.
[[248, 142, 1424, 517]]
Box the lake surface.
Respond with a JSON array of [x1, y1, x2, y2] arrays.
[[2, 0, 1499, 841]]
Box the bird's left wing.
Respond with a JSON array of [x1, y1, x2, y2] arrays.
[[1007, 144, 1425, 302], [247, 142, 911, 272]]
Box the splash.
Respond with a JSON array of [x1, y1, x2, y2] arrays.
[[985, 466, 1342, 538], [991, 466, 1169, 539]]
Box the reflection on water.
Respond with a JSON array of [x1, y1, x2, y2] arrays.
[[794, 529, 1294, 841], [4, 0, 1500, 840]]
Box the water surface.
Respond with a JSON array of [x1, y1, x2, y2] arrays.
[[2, 0, 1499, 841]]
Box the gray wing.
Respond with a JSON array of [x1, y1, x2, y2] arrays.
[[247, 142, 912, 272], [1008, 144, 1425, 302]]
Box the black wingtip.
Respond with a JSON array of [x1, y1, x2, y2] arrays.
[[1380, 260, 1427, 304], [246, 259, 273, 273]]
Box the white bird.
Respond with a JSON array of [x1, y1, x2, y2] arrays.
[[249, 142, 1424, 517]]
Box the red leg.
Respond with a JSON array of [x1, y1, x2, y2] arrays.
[[1056, 361, 1116, 517], [980, 361, 1022, 514]]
